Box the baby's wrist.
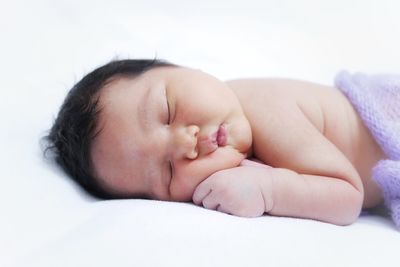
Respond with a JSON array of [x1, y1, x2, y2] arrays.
[[262, 179, 275, 213], [252, 168, 275, 213]]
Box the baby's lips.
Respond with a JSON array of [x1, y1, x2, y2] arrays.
[[216, 124, 227, 146], [197, 135, 218, 155]]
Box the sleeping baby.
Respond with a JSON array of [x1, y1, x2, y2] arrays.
[[46, 59, 400, 227]]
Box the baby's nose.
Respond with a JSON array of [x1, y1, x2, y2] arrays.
[[175, 125, 199, 160]]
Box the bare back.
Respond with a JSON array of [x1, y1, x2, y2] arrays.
[[227, 78, 386, 208]]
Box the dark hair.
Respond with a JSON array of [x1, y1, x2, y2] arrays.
[[44, 59, 175, 198]]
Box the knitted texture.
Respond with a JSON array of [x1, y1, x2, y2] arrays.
[[335, 71, 400, 227]]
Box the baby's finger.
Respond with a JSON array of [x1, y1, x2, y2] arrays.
[[192, 180, 212, 205], [201, 191, 220, 211]]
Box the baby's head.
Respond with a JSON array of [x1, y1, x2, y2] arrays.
[[47, 59, 252, 201]]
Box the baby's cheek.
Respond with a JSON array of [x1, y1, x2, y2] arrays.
[[169, 173, 198, 202], [171, 164, 216, 201]]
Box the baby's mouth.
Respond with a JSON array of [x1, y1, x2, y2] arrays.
[[216, 124, 227, 146], [198, 124, 228, 155]]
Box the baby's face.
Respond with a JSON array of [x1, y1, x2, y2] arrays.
[[91, 66, 252, 201]]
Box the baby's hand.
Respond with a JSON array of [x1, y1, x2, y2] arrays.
[[192, 164, 273, 217]]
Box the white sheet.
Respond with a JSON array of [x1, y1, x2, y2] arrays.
[[1, 0, 400, 266]]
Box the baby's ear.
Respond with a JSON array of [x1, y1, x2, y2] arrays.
[[240, 159, 272, 169]]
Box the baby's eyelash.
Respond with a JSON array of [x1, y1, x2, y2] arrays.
[[169, 161, 174, 180], [165, 90, 171, 124], [166, 98, 171, 124]]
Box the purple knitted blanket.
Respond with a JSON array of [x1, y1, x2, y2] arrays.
[[335, 71, 400, 228]]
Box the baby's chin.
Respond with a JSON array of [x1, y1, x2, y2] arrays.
[[231, 136, 253, 160], [227, 116, 253, 156]]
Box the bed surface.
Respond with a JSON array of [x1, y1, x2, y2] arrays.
[[2, 0, 400, 266]]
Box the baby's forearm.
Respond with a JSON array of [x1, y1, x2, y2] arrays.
[[264, 168, 363, 225]]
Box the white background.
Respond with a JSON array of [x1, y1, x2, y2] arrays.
[[1, 0, 400, 266]]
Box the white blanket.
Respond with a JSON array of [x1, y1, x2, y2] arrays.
[[2, 0, 400, 266]]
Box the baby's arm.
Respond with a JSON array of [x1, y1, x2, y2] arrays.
[[193, 158, 362, 225], [252, 94, 363, 225], [262, 164, 362, 225]]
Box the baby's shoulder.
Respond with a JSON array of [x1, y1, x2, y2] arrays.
[[226, 77, 338, 102], [227, 78, 365, 168], [227, 78, 344, 133]]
